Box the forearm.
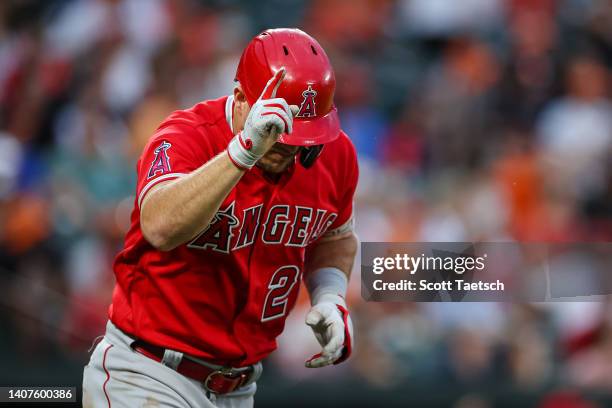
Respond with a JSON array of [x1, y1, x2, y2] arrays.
[[141, 152, 244, 250], [304, 232, 358, 304], [305, 232, 358, 279]]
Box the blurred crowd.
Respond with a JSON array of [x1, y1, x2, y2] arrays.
[[0, 0, 611, 406]]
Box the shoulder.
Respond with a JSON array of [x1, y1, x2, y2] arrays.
[[158, 96, 229, 133], [311, 130, 358, 192], [145, 96, 231, 152], [320, 130, 358, 166]]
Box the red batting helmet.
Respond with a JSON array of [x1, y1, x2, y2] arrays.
[[235, 28, 340, 146]]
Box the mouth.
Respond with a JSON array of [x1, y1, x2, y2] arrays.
[[268, 144, 299, 157]]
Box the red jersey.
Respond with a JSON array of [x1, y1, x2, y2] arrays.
[[110, 96, 358, 367]]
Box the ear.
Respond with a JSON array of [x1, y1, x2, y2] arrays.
[[232, 84, 250, 133], [233, 84, 250, 118], [234, 84, 248, 104]]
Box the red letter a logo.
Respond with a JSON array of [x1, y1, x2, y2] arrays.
[[147, 141, 172, 179], [296, 85, 317, 118]]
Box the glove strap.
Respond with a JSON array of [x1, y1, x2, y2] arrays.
[[333, 304, 352, 364], [227, 132, 259, 170]]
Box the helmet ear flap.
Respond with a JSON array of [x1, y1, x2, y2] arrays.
[[299, 145, 324, 169]]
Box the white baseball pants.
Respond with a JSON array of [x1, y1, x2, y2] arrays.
[[82, 321, 256, 408]]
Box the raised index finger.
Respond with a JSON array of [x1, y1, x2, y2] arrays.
[[259, 67, 286, 100]]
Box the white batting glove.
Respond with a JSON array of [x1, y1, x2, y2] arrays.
[[227, 67, 298, 170], [305, 293, 354, 368]]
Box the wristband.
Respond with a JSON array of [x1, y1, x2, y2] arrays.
[[305, 267, 348, 307], [227, 132, 260, 170]]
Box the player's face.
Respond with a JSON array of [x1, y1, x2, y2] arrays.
[[257, 143, 300, 173]]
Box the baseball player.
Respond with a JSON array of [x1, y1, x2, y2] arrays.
[[83, 28, 358, 408]]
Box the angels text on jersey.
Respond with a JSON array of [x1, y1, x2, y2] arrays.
[[188, 201, 338, 253]]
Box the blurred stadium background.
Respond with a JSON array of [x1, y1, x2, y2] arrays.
[[0, 0, 611, 406]]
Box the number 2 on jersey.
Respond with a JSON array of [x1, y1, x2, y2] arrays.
[[261, 265, 300, 322]]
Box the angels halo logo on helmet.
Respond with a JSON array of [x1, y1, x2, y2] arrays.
[[235, 28, 340, 147], [296, 85, 317, 118]]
